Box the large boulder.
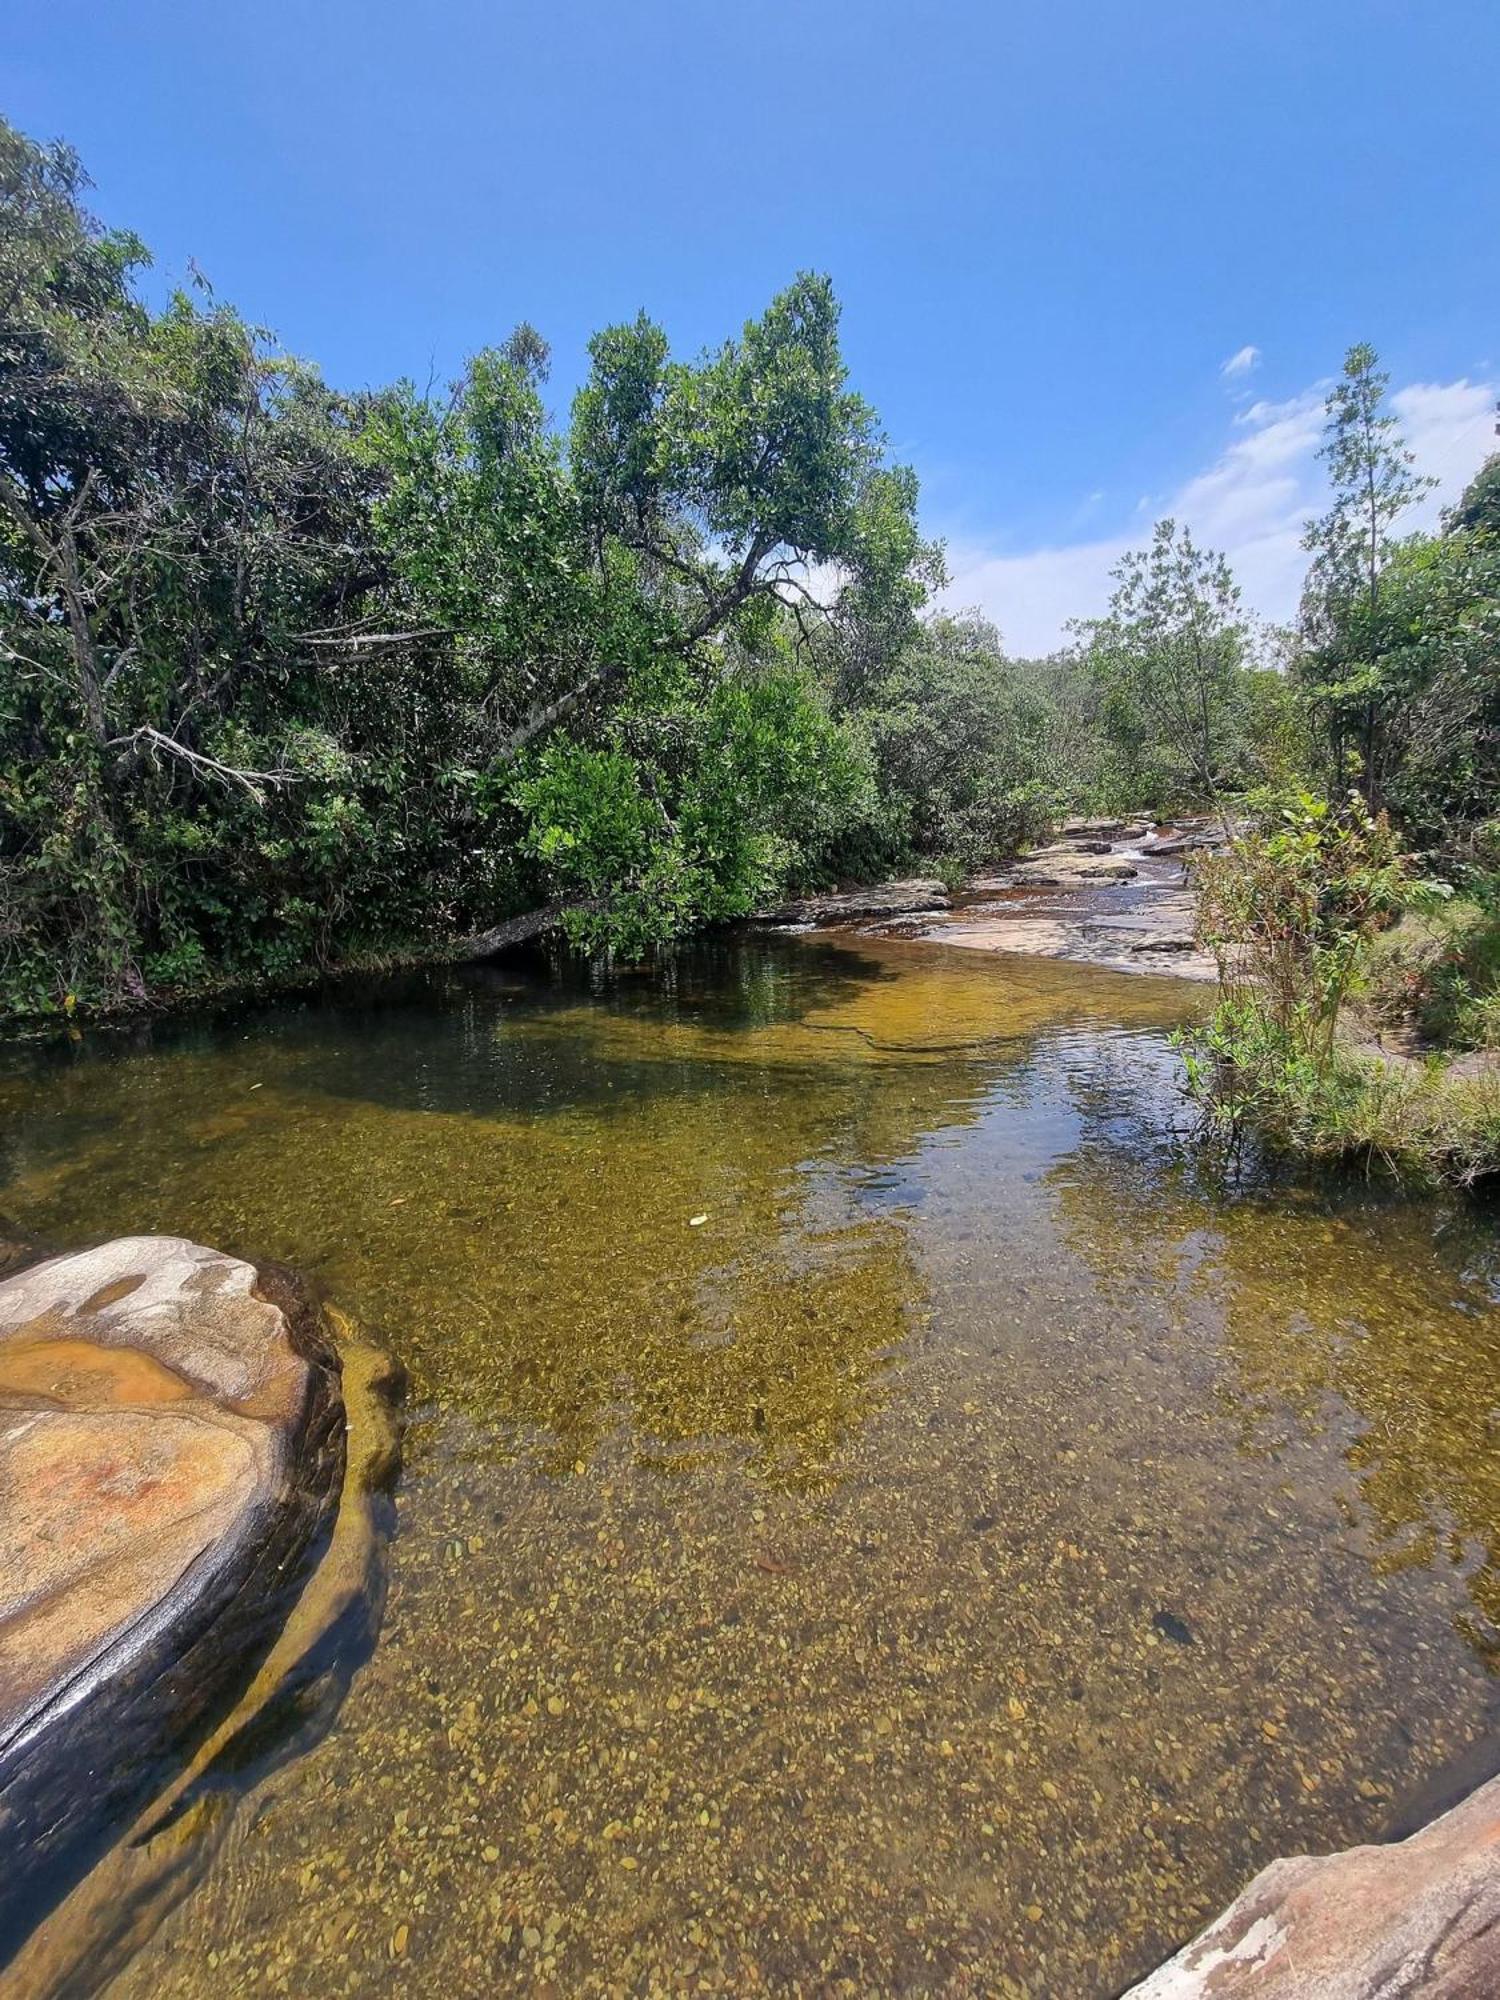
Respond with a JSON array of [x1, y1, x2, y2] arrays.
[[1122, 1770, 1500, 1998], [0, 1237, 345, 1962]]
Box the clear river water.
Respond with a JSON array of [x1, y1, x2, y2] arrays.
[[1, 933, 1498, 1998]]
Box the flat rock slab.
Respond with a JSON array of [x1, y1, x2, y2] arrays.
[[1059, 816, 1128, 837], [864, 856, 1219, 982], [1122, 1769, 1500, 1997], [759, 878, 951, 925], [0, 1236, 343, 1963]]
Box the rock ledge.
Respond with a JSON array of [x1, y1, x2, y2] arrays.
[[1122, 1768, 1500, 1998], [0, 1235, 345, 1963]]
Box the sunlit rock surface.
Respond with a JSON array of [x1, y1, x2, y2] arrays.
[[759, 877, 952, 924], [873, 823, 1221, 978], [1123, 1770, 1500, 1997], [0, 1236, 344, 1962]]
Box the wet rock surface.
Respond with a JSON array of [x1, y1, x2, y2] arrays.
[[1122, 1768, 1500, 1997], [759, 878, 952, 925], [0, 1236, 345, 1966], [819, 821, 1227, 980]]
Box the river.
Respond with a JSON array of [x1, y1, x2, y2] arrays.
[[1, 933, 1497, 1997]]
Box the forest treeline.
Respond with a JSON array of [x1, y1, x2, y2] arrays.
[[2, 118, 1497, 1033]]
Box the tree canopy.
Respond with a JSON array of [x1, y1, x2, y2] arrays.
[[3, 118, 1496, 1028], [0, 118, 941, 1009]]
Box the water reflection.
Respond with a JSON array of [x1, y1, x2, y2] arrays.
[[0, 935, 1497, 1998]]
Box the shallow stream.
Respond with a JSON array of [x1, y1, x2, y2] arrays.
[[2, 935, 1498, 1997]]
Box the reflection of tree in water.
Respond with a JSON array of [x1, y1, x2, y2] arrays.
[[0, 964, 992, 1494], [0, 935, 1201, 1493], [1045, 1100, 1500, 1663]]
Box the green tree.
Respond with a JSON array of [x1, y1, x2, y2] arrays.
[[1297, 343, 1437, 800], [1, 120, 408, 1007], [368, 274, 939, 947], [0, 116, 938, 1016], [1074, 518, 1248, 804], [1448, 439, 1500, 537], [828, 611, 1054, 873]]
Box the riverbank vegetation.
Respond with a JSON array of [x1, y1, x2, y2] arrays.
[[1181, 792, 1500, 1183], [2, 120, 1497, 1179], [1174, 344, 1500, 1183], [1, 118, 950, 1005]]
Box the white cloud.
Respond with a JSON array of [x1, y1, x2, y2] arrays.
[[939, 374, 1497, 657], [1221, 344, 1261, 378], [1393, 379, 1499, 498]]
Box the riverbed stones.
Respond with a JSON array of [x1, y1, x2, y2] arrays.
[[0, 1235, 344, 1962], [805, 825, 1220, 979], [1122, 1769, 1500, 1997]]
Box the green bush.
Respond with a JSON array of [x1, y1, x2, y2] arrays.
[[0, 118, 938, 1019], [1179, 793, 1499, 1182]]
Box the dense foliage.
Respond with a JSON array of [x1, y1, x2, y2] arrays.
[[3, 116, 1497, 1102], [1176, 372, 1500, 1181], [1180, 790, 1500, 1182], [819, 611, 1056, 879], [1295, 345, 1500, 841], [0, 120, 940, 1013]]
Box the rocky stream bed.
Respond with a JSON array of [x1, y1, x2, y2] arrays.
[[3, 866, 1500, 1996], [760, 817, 1223, 982]]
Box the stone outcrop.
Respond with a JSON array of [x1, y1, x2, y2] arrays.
[[802, 833, 1218, 981], [760, 878, 952, 925], [1121, 1770, 1500, 1998], [1060, 815, 1129, 837], [0, 1237, 345, 1964]]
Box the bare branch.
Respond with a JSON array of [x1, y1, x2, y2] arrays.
[[492, 663, 619, 765], [295, 627, 451, 650], [107, 726, 300, 804]]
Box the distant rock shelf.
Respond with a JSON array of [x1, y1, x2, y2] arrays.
[[758, 877, 952, 925], [752, 821, 1228, 981], [0, 1236, 353, 1971]]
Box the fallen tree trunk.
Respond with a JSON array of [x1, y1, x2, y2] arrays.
[[458, 904, 565, 958], [458, 899, 602, 960]]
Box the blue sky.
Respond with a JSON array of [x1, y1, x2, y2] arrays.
[[8, 0, 1498, 650]]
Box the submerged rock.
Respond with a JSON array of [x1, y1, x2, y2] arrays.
[[0, 1236, 345, 1964], [1122, 1769, 1500, 1997]]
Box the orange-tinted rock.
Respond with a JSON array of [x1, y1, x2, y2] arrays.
[[1123, 1770, 1500, 1997], [0, 1237, 343, 1964]]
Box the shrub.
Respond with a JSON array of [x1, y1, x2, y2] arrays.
[[1177, 789, 1500, 1183]]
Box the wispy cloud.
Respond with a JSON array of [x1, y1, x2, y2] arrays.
[[1220, 343, 1261, 379], [939, 374, 1497, 656]]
